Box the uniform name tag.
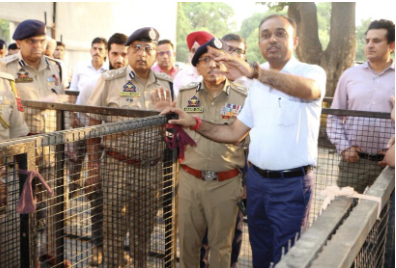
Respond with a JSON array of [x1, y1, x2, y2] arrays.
[[120, 92, 140, 97], [16, 71, 33, 83], [184, 107, 204, 113], [121, 81, 140, 97], [184, 96, 204, 113]]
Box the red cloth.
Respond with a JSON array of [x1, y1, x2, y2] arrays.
[[186, 31, 214, 51], [165, 124, 196, 162], [17, 169, 54, 214]]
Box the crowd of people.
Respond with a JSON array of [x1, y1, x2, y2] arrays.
[[0, 14, 394, 268]]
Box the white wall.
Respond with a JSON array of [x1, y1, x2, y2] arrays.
[[0, 2, 178, 69]]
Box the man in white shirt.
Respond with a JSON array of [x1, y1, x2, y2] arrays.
[[70, 37, 108, 92], [162, 15, 326, 267]]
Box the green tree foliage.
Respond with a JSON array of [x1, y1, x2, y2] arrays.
[[355, 19, 371, 63], [239, 10, 285, 63], [0, 19, 11, 42], [316, 2, 331, 50], [176, 2, 237, 62]]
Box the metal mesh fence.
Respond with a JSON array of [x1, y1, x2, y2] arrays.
[[0, 109, 177, 267], [1, 95, 394, 268]]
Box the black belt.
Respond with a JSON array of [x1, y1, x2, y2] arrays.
[[253, 165, 313, 179], [357, 152, 384, 162]]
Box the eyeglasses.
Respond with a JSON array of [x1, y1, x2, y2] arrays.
[[198, 56, 216, 64], [227, 46, 246, 55], [158, 51, 172, 57], [132, 44, 156, 54]]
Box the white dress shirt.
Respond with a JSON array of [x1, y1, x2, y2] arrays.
[[70, 60, 107, 91], [237, 57, 327, 170]]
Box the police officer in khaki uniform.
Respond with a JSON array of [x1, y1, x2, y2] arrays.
[[86, 27, 173, 267], [0, 19, 65, 135], [0, 63, 29, 267], [176, 38, 247, 268], [0, 19, 65, 263]]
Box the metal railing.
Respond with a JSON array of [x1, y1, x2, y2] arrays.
[[0, 109, 177, 267], [1, 96, 394, 268]]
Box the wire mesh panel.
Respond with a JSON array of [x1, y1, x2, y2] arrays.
[[0, 114, 177, 268], [0, 156, 21, 267], [310, 108, 394, 224], [354, 202, 389, 268]]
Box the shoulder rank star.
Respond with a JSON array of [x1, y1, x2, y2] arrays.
[[15, 71, 33, 83], [120, 81, 140, 97], [184, 96, 203, 113]]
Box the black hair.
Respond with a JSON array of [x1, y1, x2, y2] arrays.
[[222, 33, 247, 50], [8, 43, 18, 50], [258, 14, 297, 37], [91, 37, 108, 48], [366, 19, 395, 44], [107, 33, 127, 51], [0, 39, 5, 49], [56, 41, 65, 48], [158, 39, 174, 49]]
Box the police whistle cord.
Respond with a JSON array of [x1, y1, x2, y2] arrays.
[[165, 124, 196, 162], [17, 169, 54, 214]]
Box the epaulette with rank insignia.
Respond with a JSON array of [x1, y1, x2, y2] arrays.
[[229, 82, 248, 96], [0, 54, 18, 65], [180, 82, 201, 92], [154, 71, 173, 83], [104, 67, 127, 81], [0, 71, 15, 81], [46, 56, 63, 82]]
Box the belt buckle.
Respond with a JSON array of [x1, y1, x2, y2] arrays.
[[201, 171, 218, 181]]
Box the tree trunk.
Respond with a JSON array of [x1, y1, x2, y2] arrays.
[[288, 2, 356, 97], [322, 3, 356, 97], [288, 3, 323, 65]]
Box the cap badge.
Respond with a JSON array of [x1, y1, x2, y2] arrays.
[[214, 38, 222, 49], [184, 96, 203, 113], [149, 29, 156, 40]]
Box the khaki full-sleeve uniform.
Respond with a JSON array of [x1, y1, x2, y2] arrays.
[[87, 65, 172, 267], [176, 80, 247, 268], [1, 52, 64, 134], [1, 52, 65, 259], [0, 68, 29, 267]]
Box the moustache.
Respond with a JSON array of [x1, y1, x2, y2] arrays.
[[267, 44, 281, 50]]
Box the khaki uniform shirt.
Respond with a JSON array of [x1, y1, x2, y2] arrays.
[[0, 52, 65, 134], [86, 65, 173, 157], [177, 80, 247, 172], [87, 65, 173, 122], [0, 70, 29, 141]]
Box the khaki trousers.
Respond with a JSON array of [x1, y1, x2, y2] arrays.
[[102, 155, 162, 268], [178, 168, 243, 268]]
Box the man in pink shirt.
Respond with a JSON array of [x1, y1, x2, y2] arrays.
[[152, 39, 178, 79], [173, 31, 214, 96], [327, 19, 395, 193]]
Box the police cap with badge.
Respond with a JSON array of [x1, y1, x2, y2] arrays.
[[13, 19, 46, 40], [191, 37, 228, 67], [125, 27, 160, 46]]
